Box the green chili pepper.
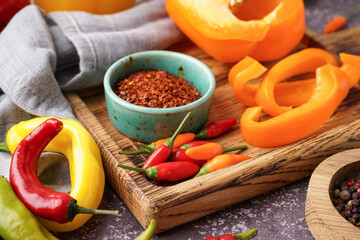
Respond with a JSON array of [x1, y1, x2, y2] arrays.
[[135, 219, 156, 240], [0, 176, 58, 240]]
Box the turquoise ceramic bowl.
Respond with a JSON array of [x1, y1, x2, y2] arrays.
[[104, 50, 215, 143]]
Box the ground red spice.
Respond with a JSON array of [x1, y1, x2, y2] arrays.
[[113, 69, 202, 108]]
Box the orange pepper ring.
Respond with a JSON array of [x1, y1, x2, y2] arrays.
[[240, 64, 349, 148], [255, 48, 339, 117]]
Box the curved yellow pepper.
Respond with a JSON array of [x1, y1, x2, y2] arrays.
[[6, 117, 105, 232]]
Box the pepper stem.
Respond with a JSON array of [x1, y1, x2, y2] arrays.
[[0, 143, 9, 152], [344, 5, 359, 20], [193, 165, 210, 178], [67, 199, 119, 222], [234, 228, 258, 240], [138, 142, 156, 152], [194, 129, 208, 139], [165, 112, 192, 148], [135, 219, 157, 240], [118, 164, 157, 179], [118, 149, 151, 155], [223, 145, 247, 153]]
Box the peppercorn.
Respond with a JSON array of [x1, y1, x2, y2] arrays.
[[340, 190, 351, 202], [333, 177, 360, 228], [352, 192, 359, 200], [349, 217, 356, 225]]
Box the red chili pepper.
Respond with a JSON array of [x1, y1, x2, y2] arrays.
[[204, 229, 258, 240], [195, 118, 236, 139], [194, 154, 251, 178], [142, 112, 191, 170], [118, 161, 200, 182], [185, 142, 247, 161], [9, 118, 119, 223], [171, 148, 208, 166], [180, 140, 209, 149]]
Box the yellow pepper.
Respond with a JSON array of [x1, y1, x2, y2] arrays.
[[6, 117, 105, 232]]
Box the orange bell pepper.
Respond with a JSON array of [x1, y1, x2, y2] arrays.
[[229, 56, 317, 107], [34, 0, 135, 14], [255, 48, 339, 117], [339, 53, 360, 88], [165, 0, 305, 63], [240, 64, 349, 148]]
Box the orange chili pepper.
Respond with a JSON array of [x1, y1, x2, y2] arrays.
[[184, 142, 247, 160], [153, 133, 195, 149], [194, 154, 251, 178], [240, 64, 349, 148], [324, 6, 359, 34], [185, 142, 222, 160], [165, 0, 305, 63], [255, 48, 339, 117]]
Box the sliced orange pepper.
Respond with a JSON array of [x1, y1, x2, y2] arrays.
[[255, 48, 339, 117], [229, 56, 318, 107], [339, 53, 360, 88], [240, 64, 349, 148], [165, 0, 305, 63]]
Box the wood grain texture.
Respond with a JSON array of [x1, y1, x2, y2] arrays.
[[65, 26, 360, 233], [305, 149, 360, 240]]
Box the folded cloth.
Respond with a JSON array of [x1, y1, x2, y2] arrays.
[[0, 0, 183, 180]]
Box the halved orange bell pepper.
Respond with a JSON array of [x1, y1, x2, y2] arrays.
[[165, 0, 305, 63], [240, 64, 349, 148], [255, 48, 339, 116], [34, 0, 135, 14]]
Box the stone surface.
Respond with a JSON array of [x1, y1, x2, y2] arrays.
[[56, 1, 360, 239]]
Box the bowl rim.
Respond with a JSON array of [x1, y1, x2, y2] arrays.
[[103, 50, 215, 114]]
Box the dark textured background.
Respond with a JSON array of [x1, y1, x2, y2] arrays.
[[56, 1, 360, 239]]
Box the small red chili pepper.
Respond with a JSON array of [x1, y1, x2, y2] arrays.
[[347, 179, 356, 186], [9, 118, 119, 223], [171, 148, 208, 166], [194, 154, 251, 178], [195, 118, 236, 139], [204, 228, 258, 240], [142, 112, 191, 170], [185, 142, 247, 160], [118, 161, 200, 182], [180, 140, 209, 149]]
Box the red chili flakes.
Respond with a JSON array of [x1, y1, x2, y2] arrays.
[[113, 69, 202, 108]]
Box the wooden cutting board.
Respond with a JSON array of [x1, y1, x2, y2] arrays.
[[65, 26, 360, 233]]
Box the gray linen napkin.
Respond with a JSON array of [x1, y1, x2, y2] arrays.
[[0, 0, 183, 183]]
